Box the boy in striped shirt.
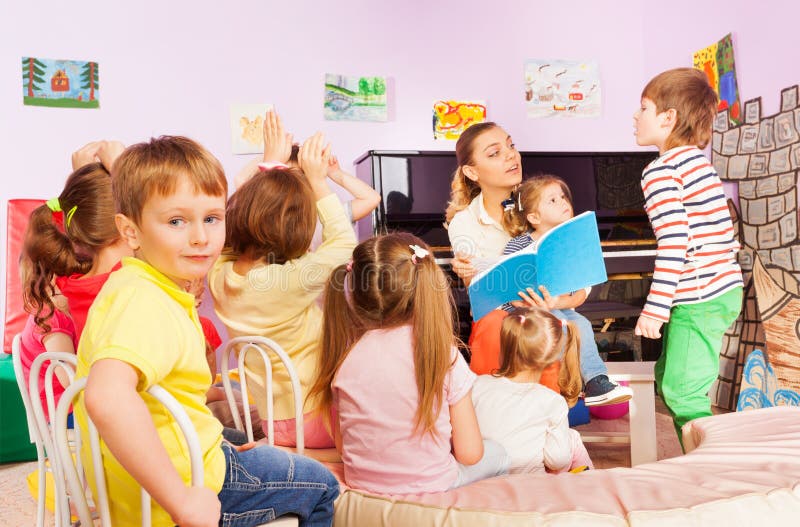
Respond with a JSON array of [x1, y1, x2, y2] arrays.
[[633, 68, 743, 448]]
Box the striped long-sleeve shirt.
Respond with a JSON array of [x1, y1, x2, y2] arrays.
[[640, 146, 742, 322]]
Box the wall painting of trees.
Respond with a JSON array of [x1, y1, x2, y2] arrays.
[[22, 56, 99, 109], [324, 73, 387, 122]]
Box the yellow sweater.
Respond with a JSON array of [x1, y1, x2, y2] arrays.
[[208, 194, 357, 419]]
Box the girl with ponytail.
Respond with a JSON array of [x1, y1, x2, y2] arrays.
[[309, 232, 508, 494], [471, 307, 593, 474], [23, 142, 131, 340], [19, 142, 129, 418]]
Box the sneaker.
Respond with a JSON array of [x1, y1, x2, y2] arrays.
[[583, 375, 633, 406]]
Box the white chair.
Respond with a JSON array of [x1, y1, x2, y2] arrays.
[[11, 335, 76, 527], [220, 336, 305, 453], [53, 379, 204, 526], [53, 379, 296, 527]]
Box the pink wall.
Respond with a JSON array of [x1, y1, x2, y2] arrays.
[[2, 0, 797, 335]]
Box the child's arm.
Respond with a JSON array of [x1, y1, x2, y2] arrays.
[[334, 413, 343, 454], [85, 359, 221, 527], [542, 410, 572, 472], [327, 156, 381, 222], [449, 390, 484, 466], [42, 332, 75, 388]]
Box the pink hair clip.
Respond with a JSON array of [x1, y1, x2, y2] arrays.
[[346, 260, 353, 273], [409, 244, 430, 264], [518, 315, 526, 323], [258, 161, 289, 171]]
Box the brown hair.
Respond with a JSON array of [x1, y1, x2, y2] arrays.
[[22, 163, 117, 331], [308, 232, 458, 437], [224, 167, 317, 263], [641, 67, 718, 150], [505, 175, 573, 237], [112, 136, 227, 226], [497, 307, 582, 407], [444, 122, 499, 225]]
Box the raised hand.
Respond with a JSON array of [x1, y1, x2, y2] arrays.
[[262, 109, 293, 164], [71, 141, 104, 170], [298, 132, 332, 184], [96, 140, 126, 172]]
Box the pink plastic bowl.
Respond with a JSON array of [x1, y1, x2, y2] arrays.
[[588, 381, 630, 420]]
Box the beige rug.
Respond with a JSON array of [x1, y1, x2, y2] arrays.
[[0, 397, 691, 525]]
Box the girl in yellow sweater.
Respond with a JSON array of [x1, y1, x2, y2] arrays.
[[208, 130, 357, 448]]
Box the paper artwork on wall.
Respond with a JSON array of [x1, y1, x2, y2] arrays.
[[229, 103, 273, 155], [22, 57, 99, 109], [324, 73, 387, 121], [524, 60, 601, 118], [693, 33, 742, 125], [432, 100, 487, 140]]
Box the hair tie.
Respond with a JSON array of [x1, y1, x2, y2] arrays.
[[346, 260, 353, 273], [501, 196, 515, 212], [64, 205, 77, 228], [258, 161, 289, 171], [409, 244, 430, 264], [46, 198, 65, 231], [518, 315, 526, 323]]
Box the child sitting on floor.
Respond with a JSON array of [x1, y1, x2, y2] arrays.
[[472, 307, 593, 474]]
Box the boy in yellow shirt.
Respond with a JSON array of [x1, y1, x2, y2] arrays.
[[75, 136, 338, 527]]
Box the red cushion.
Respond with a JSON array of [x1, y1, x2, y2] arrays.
[[4, 199, 45, 353]]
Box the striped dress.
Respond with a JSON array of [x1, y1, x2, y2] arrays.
[[640, 146, 743, 322]]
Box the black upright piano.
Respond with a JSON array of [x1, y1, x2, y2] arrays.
[[354, 150, 660, 352]]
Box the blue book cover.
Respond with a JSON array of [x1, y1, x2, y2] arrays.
[[467, 211, 608, 321]]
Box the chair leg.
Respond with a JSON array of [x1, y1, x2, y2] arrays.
[[36, 448, 47, 527]]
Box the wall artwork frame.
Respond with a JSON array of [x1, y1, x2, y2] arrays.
[[22, 56, 99, 109]]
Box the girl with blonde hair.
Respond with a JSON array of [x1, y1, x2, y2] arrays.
[[472, 307, 593, 474]]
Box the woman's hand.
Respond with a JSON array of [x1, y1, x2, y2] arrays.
[[451, 253, 477, 285], [262, 109, 293, 164]]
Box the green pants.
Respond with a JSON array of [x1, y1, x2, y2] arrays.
[[655, 287, 742, 449]]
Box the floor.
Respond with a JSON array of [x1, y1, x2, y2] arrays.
[[0, 397, 701, 526]]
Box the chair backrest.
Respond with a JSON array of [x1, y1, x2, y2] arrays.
[[220, 336, 304, 453], [53, 379, 205, 527], [10, 334, 43, 447]]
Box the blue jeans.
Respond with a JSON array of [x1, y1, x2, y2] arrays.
[[552, 309, 607, 382], [218, 442, 340, 527], [451, 439, 509, 488]]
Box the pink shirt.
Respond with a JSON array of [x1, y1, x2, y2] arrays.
[[332, 325, 476, 494], [19, 311, 77, 419]]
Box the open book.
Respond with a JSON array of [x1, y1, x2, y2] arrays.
[[467, 211, 608, 321]]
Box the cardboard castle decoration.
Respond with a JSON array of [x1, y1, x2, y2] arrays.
[[710, 85, 800, 410]]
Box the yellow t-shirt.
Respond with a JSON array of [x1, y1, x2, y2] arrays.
[[75, 257, 225, 527]]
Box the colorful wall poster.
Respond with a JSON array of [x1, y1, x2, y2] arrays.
[[229, 103, 273, 154], [22, 57, 99, 109], [524, 60, 601, 118], [324, 73, 387, 121], [432, 100, 487, 140], [693, 33, 742, 125]]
